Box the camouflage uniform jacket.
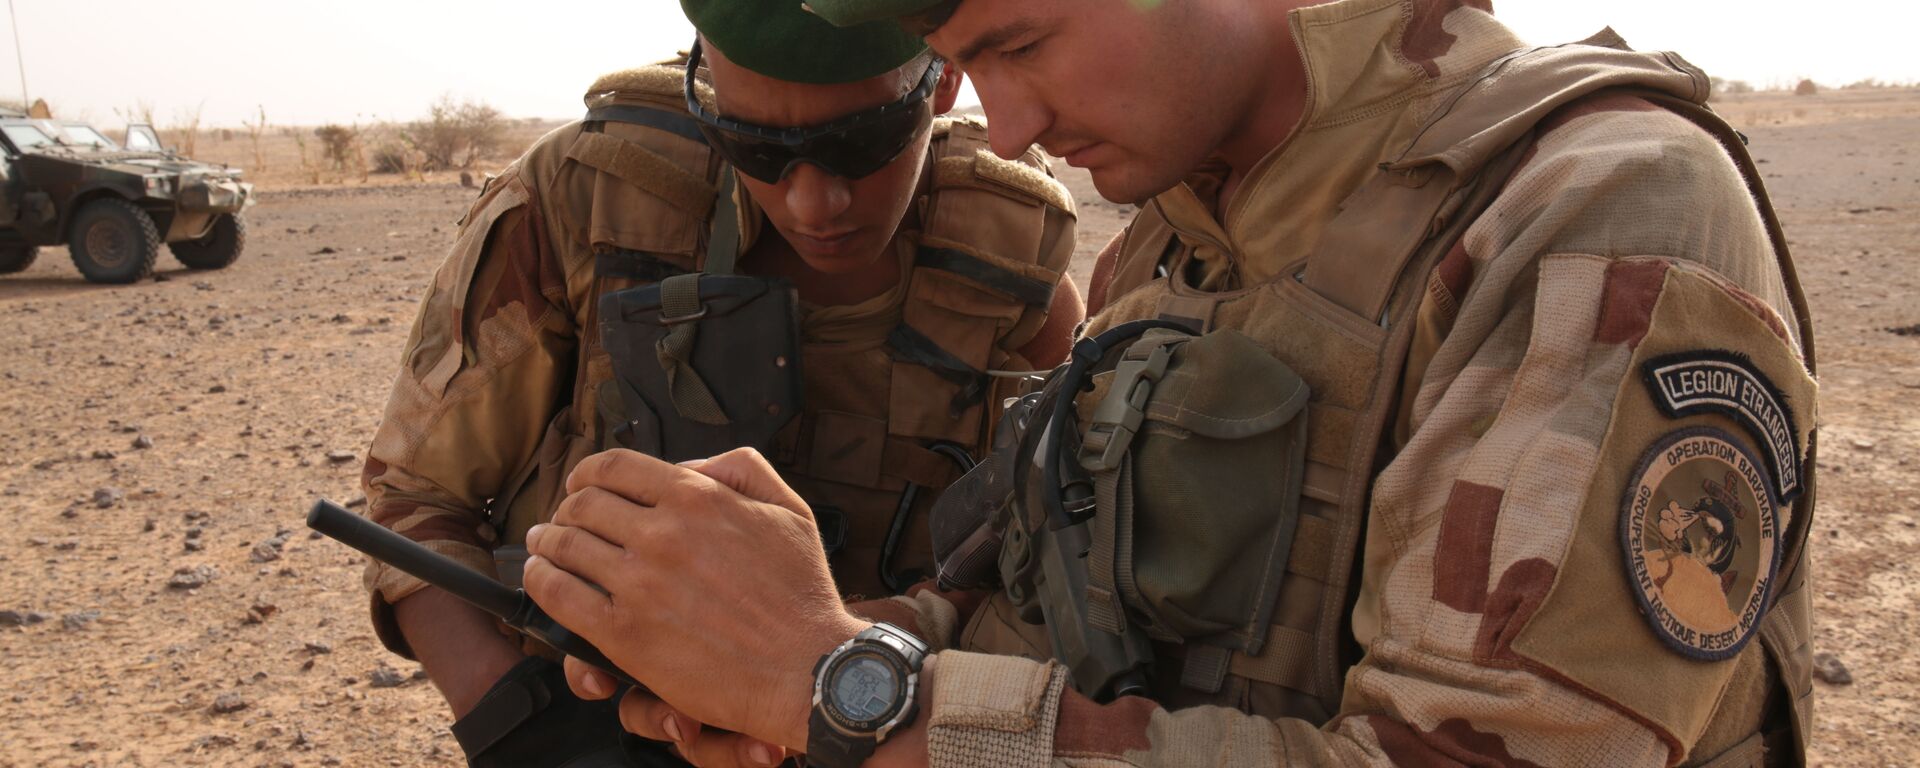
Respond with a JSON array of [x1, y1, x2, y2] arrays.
[[866, 1, 1817, 766], [359, 64, 1079, 655]]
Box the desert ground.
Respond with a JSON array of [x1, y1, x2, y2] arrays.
[[1, 87, 1916, 766]]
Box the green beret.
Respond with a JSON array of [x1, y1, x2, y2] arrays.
[[681, 0, 927, 84], [800, 0, 952, 27]]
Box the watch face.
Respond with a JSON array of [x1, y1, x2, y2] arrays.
[[829, 653, 902, 725]]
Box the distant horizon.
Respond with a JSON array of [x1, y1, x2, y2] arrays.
[[6, 0, 1918, 129]]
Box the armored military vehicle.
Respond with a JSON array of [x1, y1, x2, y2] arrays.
[[0, 108, 253, 283]]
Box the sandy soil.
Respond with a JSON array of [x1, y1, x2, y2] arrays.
[[1, 89, 1915, 766]]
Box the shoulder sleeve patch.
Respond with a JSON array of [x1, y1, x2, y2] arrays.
[[1621, 426, 1782, 660], [1641, 350, 1803, 502]]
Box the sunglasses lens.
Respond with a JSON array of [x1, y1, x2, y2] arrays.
[[697, 126, 798, 183], [698, 100, 932, 183], [805, 103, 932, 179]]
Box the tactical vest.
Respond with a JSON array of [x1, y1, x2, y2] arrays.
[[956, 38, 1815, 765], [486, 62, 1077, 600]]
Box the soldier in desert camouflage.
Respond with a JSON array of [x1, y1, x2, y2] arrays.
[[356, 0, 1083, 764], [522, 1, 1819, 766]]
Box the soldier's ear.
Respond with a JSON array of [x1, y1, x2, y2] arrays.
[[933, 63, 964, 116]]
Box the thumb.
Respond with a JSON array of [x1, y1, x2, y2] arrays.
[[684, 447, 810, 518]]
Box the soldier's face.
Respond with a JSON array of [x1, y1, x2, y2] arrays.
[[709, 47, 962, 273], [928, 0, 1264, 204]]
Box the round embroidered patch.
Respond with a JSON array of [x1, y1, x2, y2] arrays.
[[1621, 427, 1781, 660]]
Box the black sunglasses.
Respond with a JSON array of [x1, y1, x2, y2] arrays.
[[684, 39, 943, 183]]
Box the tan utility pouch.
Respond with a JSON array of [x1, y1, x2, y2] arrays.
[[1079, 329, 1311, 655]]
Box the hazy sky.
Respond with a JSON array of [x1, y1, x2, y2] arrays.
[[6, 0, 1916, 128]]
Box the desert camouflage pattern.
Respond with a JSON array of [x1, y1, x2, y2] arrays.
[[358, 61, 1078, 654], [861, 0, 1817, 765]]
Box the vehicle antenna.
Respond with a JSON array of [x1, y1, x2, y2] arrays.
[[7, 0, 25, 107]]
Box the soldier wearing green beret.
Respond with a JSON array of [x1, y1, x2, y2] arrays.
[[532, 1, 1817, 767], [356, 1, 1084, 765]]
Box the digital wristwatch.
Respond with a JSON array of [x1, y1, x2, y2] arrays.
[[807, 622, 929, 768]]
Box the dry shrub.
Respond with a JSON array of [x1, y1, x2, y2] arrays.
[[171, 103, 205, 156], [1710, 77, 1754, 96], [242, 106, 269, 172], [314, 124, 360, 170], [1794, 79, 1819, 96], [408, 95, 505, 171]]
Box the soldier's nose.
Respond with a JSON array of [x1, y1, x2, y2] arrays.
[[784, 163, 853, 226]]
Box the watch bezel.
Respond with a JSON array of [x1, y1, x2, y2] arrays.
[[811, 629, 921, 743]]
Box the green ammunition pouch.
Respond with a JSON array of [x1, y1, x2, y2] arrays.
[[934, 320, 1311, 699], [1076, 328, 1310, 663], [596, 272, 802, 463]]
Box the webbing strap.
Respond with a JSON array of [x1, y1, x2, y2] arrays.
[[1085, 462, 1130, 636], [705, 170, 740, 276], [884, 325, 987, 416], [584, 104, 708, 146], [654, 274, 729, 425], [1227, 624, 1317, 692], [916, 245, 1056, 307]]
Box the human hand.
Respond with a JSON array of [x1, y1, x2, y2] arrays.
[[523, 448, 869, 752], [565, 656, 791, 768]]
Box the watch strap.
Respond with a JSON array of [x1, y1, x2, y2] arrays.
[[805, 718, 879, 768]]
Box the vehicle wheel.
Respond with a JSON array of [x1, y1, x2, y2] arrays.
[[67, 198, 160, 284], [0, 245, 36, 274], [170, 213, 247, 270]]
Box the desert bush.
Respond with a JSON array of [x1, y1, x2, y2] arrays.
[[171, 103, 205, 156], [242, 106, 269, 172], [314, 124, 360, 171], [1710, 77, 1754, 96], [409, 96, 505, 171], [1794, 79, 1819, 96]]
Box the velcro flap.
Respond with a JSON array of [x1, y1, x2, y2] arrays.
[[1143, 329, 1310, 439]]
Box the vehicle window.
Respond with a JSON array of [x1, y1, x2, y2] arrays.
[[125, 126, 161, 151], [63, 125, 120, 149], [2, 124, 56, 150]]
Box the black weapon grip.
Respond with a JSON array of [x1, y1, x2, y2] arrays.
[[306, 499, 641, 689]]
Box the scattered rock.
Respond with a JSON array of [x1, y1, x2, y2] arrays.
[[250, 535, 286, 563], [343, 495, 367, 508], [208, 384, 227, 394], [1813, 652, 1853, 685], [92, 487, 124, 508], [368, 665, 408, 688], [1887, 323, 1920, 338], [210, 693, 250, 714], [245, 597, 279, 624], [91, 448, 117, 460], [310, 246, 338, 255], [460, 170, 476, 188], [1, 609, 48, 627], [132, 434, 155, 450], [326, 450, 357, 464], [142, 517, 157, 533], [61, 610, 102, 631], [1851, 437, 1877, 451], [168, 564, 220, 590]]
